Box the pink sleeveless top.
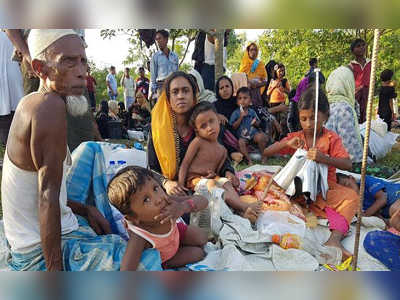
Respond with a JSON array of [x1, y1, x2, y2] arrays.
[[126, 220, 179, 262]]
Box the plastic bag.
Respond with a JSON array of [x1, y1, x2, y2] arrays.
[[127, 130, 145, 142], [256, 211, 306, 237]]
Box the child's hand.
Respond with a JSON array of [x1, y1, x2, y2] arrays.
[[205, 171, 218, 179], [307, 148, 326, 163], [287, 137, 304, 150], [251, 117, 257, 126], [155, 197, 185, 224]]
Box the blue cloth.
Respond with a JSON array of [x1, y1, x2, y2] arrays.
[[106, 73, 117, 93], [150, 50, 179, 93], [364, 231, 400, 271], [361, 176, 400, 218], [251, 59, 260, 73], [229, 108, 260, 141], [6, 216, 162, 271]]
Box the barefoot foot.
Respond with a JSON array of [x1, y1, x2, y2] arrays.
[[244, 207, 258, 224], [324, 238, 352, 262]]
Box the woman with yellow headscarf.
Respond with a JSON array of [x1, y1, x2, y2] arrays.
[[148, 71, 238, 196], [239, 43, 268, 109]]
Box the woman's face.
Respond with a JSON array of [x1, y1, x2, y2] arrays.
[[168, 76, 195, 115], [248, 44, 258, 60], [218, 79, 233, 100]]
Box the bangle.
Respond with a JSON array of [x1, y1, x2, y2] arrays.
[[185, 199, 196, 212]]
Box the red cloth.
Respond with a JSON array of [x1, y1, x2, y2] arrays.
[[278, 128, 350, 182], [351, 60, 371, 88], [86, 75, 97, 93]]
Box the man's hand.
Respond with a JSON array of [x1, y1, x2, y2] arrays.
[[164, 180, 188, 196], [307, 148, 326, 164], [22, 54, 37, 79], [392, 113, 397, 121], [225, 171, 239, 188], [154, 197, 185, 224], [86, 206, 112, 235]]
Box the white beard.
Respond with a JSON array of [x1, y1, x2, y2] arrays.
[[66, 95, 89, 117]]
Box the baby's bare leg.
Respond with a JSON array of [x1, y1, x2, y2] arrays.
[[389, 199, 400, 231], [166, 225, 208, 268]]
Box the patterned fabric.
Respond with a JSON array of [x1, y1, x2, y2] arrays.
[[364, 231, 400, 271], [325, 102, 363, 163], [254, 107, 275, 134], [6, 216, 162, 271]]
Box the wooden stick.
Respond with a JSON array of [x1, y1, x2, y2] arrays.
[[352, 29, 382, 271], [259, 170, 279, 200]]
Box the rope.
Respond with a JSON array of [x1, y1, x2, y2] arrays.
[[352, 29, 381, 271]]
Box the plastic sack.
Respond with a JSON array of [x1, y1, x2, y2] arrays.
[[104, 148, 147, 169], [359, 123, 399, 159], [370, 117, 388, 138], [256, 211, 306, 237], [127, 129, 145, 142]]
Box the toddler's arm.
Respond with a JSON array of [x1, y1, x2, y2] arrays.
[[231, 114, 244, 130], [120, 231, 148, 271], [178, 138, 201, 187], [364, 190, 388, 217]]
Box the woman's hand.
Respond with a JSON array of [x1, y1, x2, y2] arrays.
[[164, 180, 188, 196], [307, 148, 326, 163], [217, 114, 228, 126], [155, 197, 185, 224], [278, 103, 288, 113], [86, 206, 112, 235], [287, 137, 304, 150], [274, 121, 282, 133], [225, 171, 239, 188]]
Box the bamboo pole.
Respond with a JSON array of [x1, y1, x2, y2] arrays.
[[352, 29, 381, 271]]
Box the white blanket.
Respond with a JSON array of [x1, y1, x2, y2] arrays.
[[189, 165, 390, 271]]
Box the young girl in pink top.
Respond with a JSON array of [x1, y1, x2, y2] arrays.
[[108, 166, 208, 270]]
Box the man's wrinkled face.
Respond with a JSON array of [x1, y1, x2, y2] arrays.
[[39, 35, 87, 97]]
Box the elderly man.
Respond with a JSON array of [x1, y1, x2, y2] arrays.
[[2, 29, 161, 271]]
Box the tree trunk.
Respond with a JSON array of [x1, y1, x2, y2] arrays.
[[214, 29, 225, 87]]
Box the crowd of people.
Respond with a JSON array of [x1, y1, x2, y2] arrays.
[[1, 29, 400, 271]]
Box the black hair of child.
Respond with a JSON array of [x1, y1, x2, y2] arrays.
[[189, 101, 218, 129], [236, 86, 251, 98], [380, 69, 394, 82], [107, 166, 155, 215], [350, 38, 366, 53], [336, 173, 350, 182], [298, 84, 330, 121], [309, 58, 318, 66], [273, 63, 286, 79]]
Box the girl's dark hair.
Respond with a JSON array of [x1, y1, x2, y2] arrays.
[[298, 84, 330, 121], [107, 166, 155, 216], [273, 63, 286, 79], [164, 71, 197, 101], [189, 101, 218, 129], [214, 75, 234, 97], [380, 69, 394, 82]]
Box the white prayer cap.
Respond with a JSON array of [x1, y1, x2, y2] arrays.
[[28, 29, 80, 60]]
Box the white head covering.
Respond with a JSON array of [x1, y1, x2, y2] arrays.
[[188, 69, 217, 103], [28, 29, 79, 60]]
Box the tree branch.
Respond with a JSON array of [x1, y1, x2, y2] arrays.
[[179, 36, 195, 67]]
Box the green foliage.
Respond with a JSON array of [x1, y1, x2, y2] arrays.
[[226, 30, 247, 75]]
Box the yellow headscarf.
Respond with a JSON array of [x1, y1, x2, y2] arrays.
[[151, 90, 198, 180], [151, 92, 177, 180], [239, 43, 268, 93]]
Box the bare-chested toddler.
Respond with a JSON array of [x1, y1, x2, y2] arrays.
[[178, 101, 261, 222]]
